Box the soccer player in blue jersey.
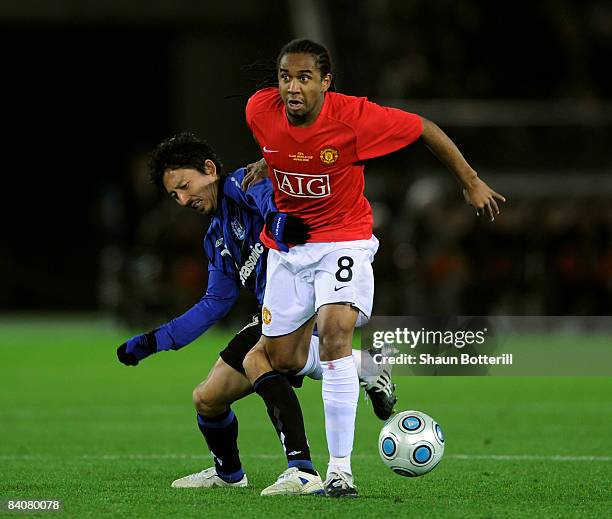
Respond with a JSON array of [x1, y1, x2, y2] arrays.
[[116, 133, 396, 495]]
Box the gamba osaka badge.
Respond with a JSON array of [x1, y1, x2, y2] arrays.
[[231, 219, 246, 240]]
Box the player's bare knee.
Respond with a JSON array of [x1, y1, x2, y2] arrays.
[[192, 382, 227, 417], [192, 383, 203, 406], [319, 330, 353, 361], [242, 348, 254, 373], [192, 383, 208, 412], [242, 347, 259, 379], [243, 342, 269, 382]]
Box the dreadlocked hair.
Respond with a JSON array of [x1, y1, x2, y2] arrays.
[[148, 132, 223, 190], [277, 38, 335, 91], [240, 59, 278, 91]]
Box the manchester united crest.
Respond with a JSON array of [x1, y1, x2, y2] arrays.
[[262, 306, 272, 325], [320, 146, 339, 165]]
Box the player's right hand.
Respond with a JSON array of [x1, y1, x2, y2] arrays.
[[116, 331, 158, 366], [242, 158, 269, 190]]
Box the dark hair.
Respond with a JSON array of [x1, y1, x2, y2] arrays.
[[277, 38, 335, 90], [148, 132, 223, 189]]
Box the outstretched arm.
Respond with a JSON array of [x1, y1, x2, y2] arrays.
[[116, 267, 240, 366], [420, 117, 506, 221]]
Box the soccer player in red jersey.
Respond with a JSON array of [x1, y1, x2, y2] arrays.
[[243, 39, 506, 497]]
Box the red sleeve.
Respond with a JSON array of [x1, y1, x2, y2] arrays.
[[352, 98, 423, 161]]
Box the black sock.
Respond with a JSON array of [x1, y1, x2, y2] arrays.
[[253, 371, 316, 476], [197, 409, 244, 482]]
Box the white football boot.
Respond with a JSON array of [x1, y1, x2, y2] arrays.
[[260, 467, 324, 496], [171, 467, 248, 488]]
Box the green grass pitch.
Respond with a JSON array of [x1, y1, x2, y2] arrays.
[[0, 317, 610, 518]]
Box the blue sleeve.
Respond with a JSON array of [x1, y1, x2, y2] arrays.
[[153, 265, 240, 351], [225, 169, 278, 219]]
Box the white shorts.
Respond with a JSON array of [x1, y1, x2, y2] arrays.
[[262, 236, 379, 337]]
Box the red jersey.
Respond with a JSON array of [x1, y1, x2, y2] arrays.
[[246, 87, 423, 248]]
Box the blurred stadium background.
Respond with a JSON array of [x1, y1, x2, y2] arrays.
[[1, 0, 611, 325]]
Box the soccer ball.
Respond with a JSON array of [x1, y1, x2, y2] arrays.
[[378, 410, 445, 477]]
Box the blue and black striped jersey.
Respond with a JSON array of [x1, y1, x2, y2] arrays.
[[204, 168, 275, 305], [153, 168, 276, 351]]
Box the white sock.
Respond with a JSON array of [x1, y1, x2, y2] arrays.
[[321, 355, 359, 477], [296, 336, 362, 384]]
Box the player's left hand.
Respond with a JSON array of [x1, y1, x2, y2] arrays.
[[116, 331, 158, 366], [242, 158, 268, 190], [462, 178, 506, 222]]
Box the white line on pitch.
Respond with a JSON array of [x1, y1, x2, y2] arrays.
[[0, 453, 610, 462]]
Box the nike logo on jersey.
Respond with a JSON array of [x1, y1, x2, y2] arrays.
[[334, 285, 348, 291], [263, 146, 279, 153], [287, 450, 302, 456]]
